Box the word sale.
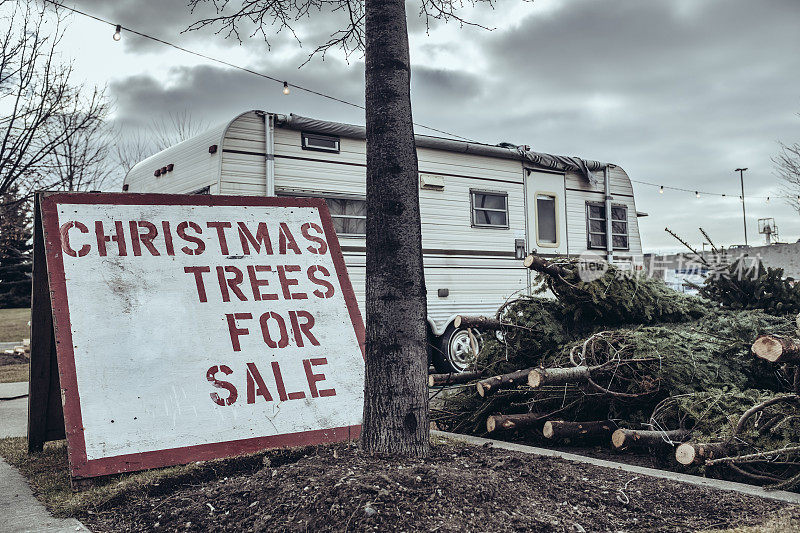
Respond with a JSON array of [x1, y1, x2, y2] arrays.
[[207, 358, 335, 406]]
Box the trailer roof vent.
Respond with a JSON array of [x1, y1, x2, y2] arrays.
[[419, 173, 445, 191], [302, 132, 340, 153]]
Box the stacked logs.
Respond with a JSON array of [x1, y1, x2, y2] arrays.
[[426, 254, 800, 490], [431, 358, 800, 489], [427, 331, 800, 489]]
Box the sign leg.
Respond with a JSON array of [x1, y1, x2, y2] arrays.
[[27, 193, 64, 452]]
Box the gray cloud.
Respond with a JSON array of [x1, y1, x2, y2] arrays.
[[72, 0, 333, 54], [93, 0, 800, 250], [468, 0, 800, 249], [412, 66, 483, 103], [110, 53, 366, 131]]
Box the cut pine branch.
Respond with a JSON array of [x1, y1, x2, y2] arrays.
[[523, 254, 569, 277], [542, 420, 616, 441], [752, 335, 800, 364], [675, 442, 729, 466], [428, 371, 482, 387], [704, 445, 800, 466], [528, 366, 590, 388], [476, 369, 533, 397], [486, 412, 545, 433], [454, 315, 504, 330], [611, 428, 691, 451], [453, 315, 534, 333]]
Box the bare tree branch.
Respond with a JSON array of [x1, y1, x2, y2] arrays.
[[186, 0, 497, 63], [149, 110, 209, 152], [0, 0, 113, 199], [114, 130, 155, 174], [47, 88, 114, 191], [112, 110, 209, 179], [773, 114, 800, 214]]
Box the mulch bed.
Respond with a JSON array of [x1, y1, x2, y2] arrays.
[[0, 351, 28, 366], [81, 441, 797, 532]]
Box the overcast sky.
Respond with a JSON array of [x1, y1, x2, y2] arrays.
[[52, 0, 800, 252]]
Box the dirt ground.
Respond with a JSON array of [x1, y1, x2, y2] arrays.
[[0, 308, 30, 342], [82, 440, 797, 533], [0, 362, 28, 383], [0, 349, 29, 383], [0, 308, 29, 383]]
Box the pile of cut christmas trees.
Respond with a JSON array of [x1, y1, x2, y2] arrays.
[[432, 251, 800, 491]]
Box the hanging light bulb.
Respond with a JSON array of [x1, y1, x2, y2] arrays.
[[113, 24, 122, 41], [282, 81, 290, 95], [695, 191, 700, 198], [659, 186, 664, 194], [766, 196, 770, 203]]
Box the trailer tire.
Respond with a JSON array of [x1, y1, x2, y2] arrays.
[[432, 325, 482, 374]]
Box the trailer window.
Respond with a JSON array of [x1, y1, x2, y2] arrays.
[[471, 191, 509, 228], [586, 202, 629, 250], [327, 197, 366, 236], [302, 132, 340, 153], [536, 194, 558, 245], [275, 191, 365, 236]]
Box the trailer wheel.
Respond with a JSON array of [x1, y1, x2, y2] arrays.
[[432, 325, 482, 374]]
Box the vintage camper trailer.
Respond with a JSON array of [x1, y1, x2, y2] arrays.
[[124, 110, 644, 372]]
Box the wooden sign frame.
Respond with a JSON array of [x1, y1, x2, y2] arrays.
[[28, 192, 365, 482], [27, 193, 66, 453]]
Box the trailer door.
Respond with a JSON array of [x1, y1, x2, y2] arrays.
[[525, 170, 568, 256]]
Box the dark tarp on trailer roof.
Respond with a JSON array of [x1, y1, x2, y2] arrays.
[[276, 113, 605, 185]]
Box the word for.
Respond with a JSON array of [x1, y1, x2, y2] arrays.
[[226, 310, 320, 351]]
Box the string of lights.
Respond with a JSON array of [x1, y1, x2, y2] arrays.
[[38, 0, 797, 206], [629, 178, 794, 203], [42, 0, 480, 142]]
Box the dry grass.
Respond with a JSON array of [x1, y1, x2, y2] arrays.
[[0, 437, 309, 518], [0, 363, 28, 383], [0, 437, 221, 517], [0, 308, 30, 342], [705, 508, 800, 532]]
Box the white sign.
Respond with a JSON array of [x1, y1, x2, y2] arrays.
[[40, 194, 364, 479]]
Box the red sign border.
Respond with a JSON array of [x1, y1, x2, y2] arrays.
[[38, 192, 365, 479]]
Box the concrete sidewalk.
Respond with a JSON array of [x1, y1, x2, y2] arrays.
[[0, 381, 89, 533], [0, 381, 27, 438], [0, 459, 88, 533]]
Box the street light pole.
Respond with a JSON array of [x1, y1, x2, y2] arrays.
[[735, 168, 748, 246]]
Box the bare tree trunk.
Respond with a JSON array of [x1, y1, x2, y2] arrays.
[[361, 0, 429, 457]]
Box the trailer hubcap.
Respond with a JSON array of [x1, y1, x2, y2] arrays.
[[448, 329, 481, 372]]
